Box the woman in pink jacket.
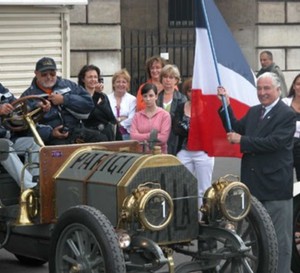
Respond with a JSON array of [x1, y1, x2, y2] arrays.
[[130, 83, 171, 153]]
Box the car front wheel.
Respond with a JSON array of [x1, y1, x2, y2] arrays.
[[48, 205, 126, 273], [203, 196, 278, 273]]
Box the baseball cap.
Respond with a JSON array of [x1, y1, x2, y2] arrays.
[[35, 57, 57, 72]]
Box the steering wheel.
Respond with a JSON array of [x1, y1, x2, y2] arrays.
[[2, 95, 48, 132]]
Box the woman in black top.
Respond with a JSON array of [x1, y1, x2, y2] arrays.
[[78, 64, 121, 140], [173, 78, 214, 219], [156, 64, 187, 155], [282, 73, 300, 180]]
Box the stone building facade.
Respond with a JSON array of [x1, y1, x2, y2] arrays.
[[70, 0, 300, 92], [0, 1, 299, 94], [256, 1, 300, 87], [69, 0, 121, 91]]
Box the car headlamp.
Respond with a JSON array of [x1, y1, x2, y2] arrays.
[[122, 182, 174, 231], [220, 182, 251, 221], [202, 177, 251, 222]]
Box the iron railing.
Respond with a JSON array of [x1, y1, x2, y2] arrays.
[[122, 29, 195, 95]]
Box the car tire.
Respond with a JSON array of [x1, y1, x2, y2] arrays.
[[246, 196, 278, 273], [48, 205, 126, 273], [292, 194, 300, 273], [205, 196, 278, 273]]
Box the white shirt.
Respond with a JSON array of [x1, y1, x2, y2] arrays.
[[108, 92, 136, 132], [262, 97, 280, 118], [282, 97, 300, 138]]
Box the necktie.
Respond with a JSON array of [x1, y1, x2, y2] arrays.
[[260, 106, 266, 120]]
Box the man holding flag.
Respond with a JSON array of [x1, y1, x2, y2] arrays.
[[217, 73, 295, 273], [189, 0, 296, 272]]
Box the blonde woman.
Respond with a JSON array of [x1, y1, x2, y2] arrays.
[[156, 64, 187, 154], [108, 69, 136, 140]]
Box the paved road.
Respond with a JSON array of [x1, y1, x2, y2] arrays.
[[0, 157, 241, 273]]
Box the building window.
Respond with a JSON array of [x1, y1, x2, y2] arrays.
[[169, 0, 194, 28]]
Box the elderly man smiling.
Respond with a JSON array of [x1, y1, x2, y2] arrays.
[[217, 72, 296, 273]]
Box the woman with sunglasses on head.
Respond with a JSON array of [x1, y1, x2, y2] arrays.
[[77, 64, 120, 141], [136, 56, 167, 112]]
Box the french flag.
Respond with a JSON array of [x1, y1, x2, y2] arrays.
[[188, 0, 259, 157]]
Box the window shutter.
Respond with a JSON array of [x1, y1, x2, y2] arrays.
[[0, 8, 68, 96]]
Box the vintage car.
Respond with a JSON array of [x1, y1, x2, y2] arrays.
[[0, 96, 278, 273]]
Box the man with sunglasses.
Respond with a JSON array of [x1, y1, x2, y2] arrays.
[[21, 57, 95, 145]]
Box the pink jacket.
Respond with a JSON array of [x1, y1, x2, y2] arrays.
[[130, 107, 171, 153]]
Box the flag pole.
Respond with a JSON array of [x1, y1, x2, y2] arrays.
[[200, 0, 232, 131]]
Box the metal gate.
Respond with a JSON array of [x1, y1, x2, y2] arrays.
[[122, 29, 195, 95]]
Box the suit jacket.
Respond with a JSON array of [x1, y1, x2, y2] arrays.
[[219, 100, 296, 201]]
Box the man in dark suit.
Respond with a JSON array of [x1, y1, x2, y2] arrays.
[[217, 72, 296, 273]]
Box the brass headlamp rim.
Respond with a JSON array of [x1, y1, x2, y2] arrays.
[[219, 181, 251, 221], [138, 189, 174, 231]]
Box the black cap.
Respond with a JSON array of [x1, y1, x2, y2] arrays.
[[35, 57, 57, 72]]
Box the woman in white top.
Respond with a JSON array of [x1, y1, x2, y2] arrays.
[[108, 68, 136, 140]]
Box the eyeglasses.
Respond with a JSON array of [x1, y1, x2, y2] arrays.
[[41, 70, 56, 77]]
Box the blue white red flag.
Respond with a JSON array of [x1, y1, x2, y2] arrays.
[[188, 0, 259, 157]]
